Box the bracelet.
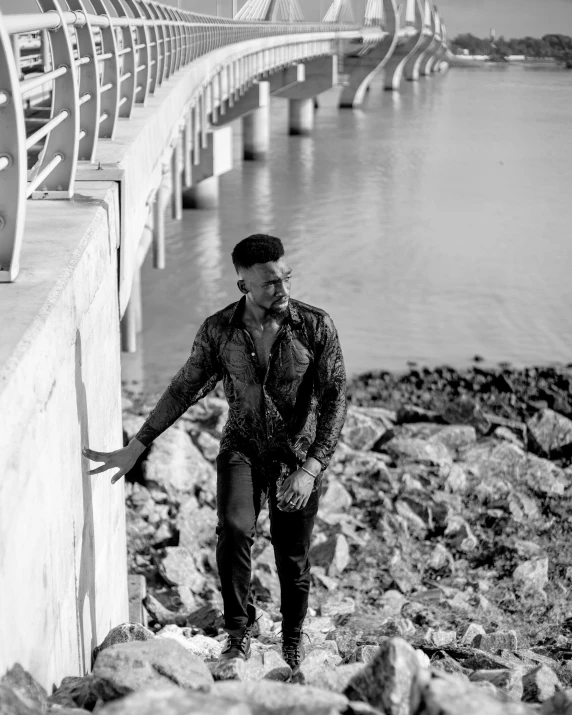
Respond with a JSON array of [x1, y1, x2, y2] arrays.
[[301, 466, 320, 479]]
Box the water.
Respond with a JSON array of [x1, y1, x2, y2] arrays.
[[124, 65, 572, 395]]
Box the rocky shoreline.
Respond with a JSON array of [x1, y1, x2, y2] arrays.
[[4, 364, 572, 714]]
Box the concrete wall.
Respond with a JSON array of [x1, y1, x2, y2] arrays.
[[0, 182, 128, 690]]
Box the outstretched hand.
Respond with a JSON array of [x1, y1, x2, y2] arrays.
[[83, 440, 146, 484], [276, 469, 315, 512]]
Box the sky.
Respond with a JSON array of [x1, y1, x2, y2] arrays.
[[4, 0, 572, 38], [168, 0, 572, 38]]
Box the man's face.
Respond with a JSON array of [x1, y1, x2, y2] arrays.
[[239, 258, 292, 315]]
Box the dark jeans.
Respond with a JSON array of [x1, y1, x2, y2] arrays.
[[215, 450, 319, 634]]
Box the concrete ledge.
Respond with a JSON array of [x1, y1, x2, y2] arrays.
[[0, 182, 128, 689]]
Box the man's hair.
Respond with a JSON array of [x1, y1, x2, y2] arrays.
[[231, 234, 284, 273]]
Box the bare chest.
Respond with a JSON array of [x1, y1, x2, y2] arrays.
[[248, 326, 282, 372]]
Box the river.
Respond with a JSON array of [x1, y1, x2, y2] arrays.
[[122, 64, 572, 395]]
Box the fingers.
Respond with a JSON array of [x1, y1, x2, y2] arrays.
[[88, 464, 114, 476], [111, 470, 125, 485], [83, 447, 114, 462]]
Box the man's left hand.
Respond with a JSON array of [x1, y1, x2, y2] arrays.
[[276, 469, 315, 511]]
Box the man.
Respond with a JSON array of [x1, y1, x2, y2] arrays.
[[83, 234, 347, 673]]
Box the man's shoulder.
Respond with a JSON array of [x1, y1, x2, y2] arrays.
[[291, 298, 330, 322], [202, 301, 240, 332]]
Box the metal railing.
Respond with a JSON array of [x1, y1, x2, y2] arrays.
[[0, 2, 366, 282]]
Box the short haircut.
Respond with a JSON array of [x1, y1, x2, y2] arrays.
[[232, 234, 284, 273]]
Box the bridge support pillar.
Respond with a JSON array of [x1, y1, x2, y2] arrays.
[[289, 98, 314, 136], [184, 176, 220, 210], [183, 125, 232, 209], [243, 103, 270, 160], [121, 264, 141, 353]]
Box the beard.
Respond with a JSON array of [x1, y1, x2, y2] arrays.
[[268, 299, 289, 317]]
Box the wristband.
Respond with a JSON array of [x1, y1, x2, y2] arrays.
[[301, 466, 320, 479]]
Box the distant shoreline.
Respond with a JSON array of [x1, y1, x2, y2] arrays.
[[449, 56, 562, 68]]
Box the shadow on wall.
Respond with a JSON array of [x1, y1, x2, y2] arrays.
[[75, 329, 97, 672]]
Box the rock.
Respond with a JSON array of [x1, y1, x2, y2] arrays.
[[428, 425, 477, 451], [418, 671, 536, 715], [326, 628, 359, 658], [144, 424, 215, 501], [0, 684, 40, 715], [210, 650, 291, 683], [321, 595, 356, 618], [444, 464, 468, 492], [156, 628, 223, 660], [177, 499, 218, 552], [472, 631, 518, 653], [96, 686, 251, 715], [444, 515, 478, 552], [48, 676, 98, 711], [527, 408, 572, 457], [460, 623, 486, 646], [469, 669, 524, 700], [461, 650, 512, 671], [186, 605, 225, 634], [195, 431, 220, 461], [319, 478, 353, 514], [143, 594, 188, 627], [344, 637, 426, 715], [310, 534, 350, 576], [346, 646, 379, 665], [396, 405, 441, 424], [378, 590, 407, 618], [306, 663, 366, 694], [513, 557, 549, 593], [341, 408, 390, 451], [540, 689, 572, 714], [212, 680, 349, 714], [426, 630, 456, 648], [159, 546, 207, 595], [494, 426, 524, 447], [522, 665, 561, 703], [0, 664, 47, 712], [92, 639, 213, 701], [382, 437, 452, 468], [93, 623, 155, 661], [259, 650, 292, 681]]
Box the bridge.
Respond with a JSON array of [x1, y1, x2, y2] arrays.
[[0, 0, 449, 688]]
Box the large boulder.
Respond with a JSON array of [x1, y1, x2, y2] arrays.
[[143, 424, 215, 502], [341, 407, 393, 451], [159, 546, 207, 600], [513, 558, 549, 593], [319, 478, 353, 514], [418, 671, 536, 715], [0, 664, 47, 713], [344, 637, 426, 715], [97, 687, 251, 715], [48, 675, 98, 710], [527, 409, 572, 457], [93, 623, 155, 661], [177, 499, 218, 552], [92, 639, 213, 701], [156, 627, 223, 661], [522, 665, 561, 703], [212, 680, 349, 715], [382, 437, 452, 469]]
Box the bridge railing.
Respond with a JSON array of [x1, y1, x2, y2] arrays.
[[0, 3, 363, 283]]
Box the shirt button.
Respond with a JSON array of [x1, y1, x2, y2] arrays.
[[251, 352, 255, 357]]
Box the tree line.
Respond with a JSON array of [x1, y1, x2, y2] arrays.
[[451, 33, 572, 60]]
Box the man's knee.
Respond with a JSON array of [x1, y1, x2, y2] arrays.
[[217, 513, 256, 542]]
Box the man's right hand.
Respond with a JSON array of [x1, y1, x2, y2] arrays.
[[82, 438, 147, 484]]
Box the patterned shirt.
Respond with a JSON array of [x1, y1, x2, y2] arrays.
[[135, 297, 347, 483]]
